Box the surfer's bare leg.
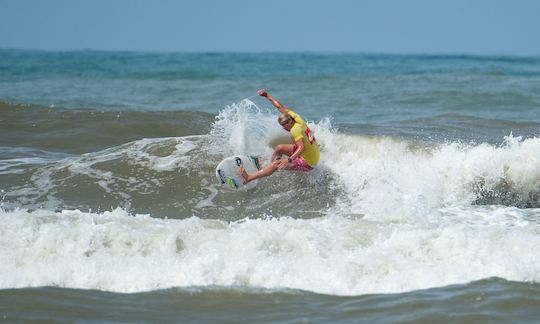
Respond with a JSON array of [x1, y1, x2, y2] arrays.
[[272, 144, 295, 161], [240, 161, 281, 184], [240, 144, 296, 184]]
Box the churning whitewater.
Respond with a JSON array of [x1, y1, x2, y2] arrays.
[[1, 99, 539, 295]]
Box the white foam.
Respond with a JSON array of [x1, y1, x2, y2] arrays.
[[0, 207, 538, 295], [315, 129, 540, 220]]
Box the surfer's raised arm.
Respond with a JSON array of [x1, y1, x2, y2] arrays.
[[258, 89, 289, 113]]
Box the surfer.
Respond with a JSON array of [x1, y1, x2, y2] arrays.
[[240, 89, 320, 184]]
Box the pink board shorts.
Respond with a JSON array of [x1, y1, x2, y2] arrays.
[[288, 145, 314, 172], [289, 156, 313, 172]]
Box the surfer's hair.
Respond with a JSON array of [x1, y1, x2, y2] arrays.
[[278, 113, 294, 125]]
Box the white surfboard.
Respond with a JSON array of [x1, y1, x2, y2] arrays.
[[215, 155, 263, 190]]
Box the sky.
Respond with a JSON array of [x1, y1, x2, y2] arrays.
[[1, 0, 539, 55]]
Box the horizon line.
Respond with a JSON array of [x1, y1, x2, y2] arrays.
[[1, 47, 539, 59]]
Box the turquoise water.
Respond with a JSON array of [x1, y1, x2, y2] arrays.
[[2, 50, 539, 124], [1, 49, 539, 322]]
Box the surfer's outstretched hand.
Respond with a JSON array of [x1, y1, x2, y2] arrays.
[[257, 89, 268, 97]]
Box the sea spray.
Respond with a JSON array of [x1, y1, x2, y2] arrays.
[[210, 99, 286, 156]]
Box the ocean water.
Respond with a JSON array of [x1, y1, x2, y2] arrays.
[[1, 49, 540, 322]]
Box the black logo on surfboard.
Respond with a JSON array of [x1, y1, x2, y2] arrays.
[[217, 169, 226, 183]]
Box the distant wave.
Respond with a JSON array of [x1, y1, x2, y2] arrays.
[[340, 112, 540, 143], [0, 100, 214, 154]]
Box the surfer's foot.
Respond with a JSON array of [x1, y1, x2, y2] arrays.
[[239, 166, 250, 184]]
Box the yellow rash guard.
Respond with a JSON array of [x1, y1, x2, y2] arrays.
[[288, 110, 320, 167]]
